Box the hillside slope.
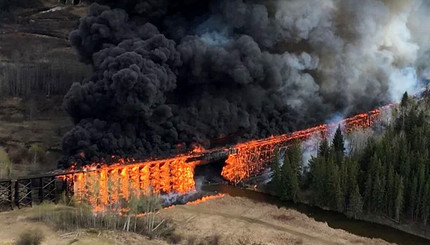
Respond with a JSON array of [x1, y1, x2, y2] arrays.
[[0, 0, 90, 176]]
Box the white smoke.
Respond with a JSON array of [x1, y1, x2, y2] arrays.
[[389, 67, 420, 101], [273, 0, 429, 107], [301, 134, 320, 170]]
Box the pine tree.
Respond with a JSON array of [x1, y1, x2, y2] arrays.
[[335, 177, 345, 212], [327, 160, 340, 209], [421, 181, 430, 225], [372, 172, 383, 212], [346, 158, 359, 196], [394, 176, 404, 222], [269, 150, 282, 196], [332, 125, 345, 154], [288, 160, 299, 202], [310, 157, 326, 206], [401, 91, 409, 108], [280, 155, 299, 202], [408, 177, 418, 219], [364, 172, 373, 211], [318, 137, 330, 159], [281, 155, 290, 200], [287, 140, 302, 177], [347, 184, 363, 219], [400, 91, 408, 130], [415, 162, 426, 220], [386, 164, 394, 217]]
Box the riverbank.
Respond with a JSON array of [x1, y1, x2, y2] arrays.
[[202, 184, 430, 245], [159, 195, 391, 245], [358, 214, 430, 243], [295, 188, 430, 242], [0, 195, 396, 245], [292, 189, 430, 242]]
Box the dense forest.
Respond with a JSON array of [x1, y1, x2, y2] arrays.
[[269, 92, 430, 226]]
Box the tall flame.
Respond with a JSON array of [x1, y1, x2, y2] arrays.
[[71, 156, 199, 211]]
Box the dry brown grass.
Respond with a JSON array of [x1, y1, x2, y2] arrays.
[[0, 194, 398, 245], [158, 195, 393, 245], [31, 194, 180, 244]]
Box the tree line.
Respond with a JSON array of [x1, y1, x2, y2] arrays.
[[0, 60, 90, 98], [269, 92, 430, 225]]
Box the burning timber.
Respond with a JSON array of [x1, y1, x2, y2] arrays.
[[0, 104, 393, 212]]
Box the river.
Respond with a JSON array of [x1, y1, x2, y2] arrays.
[[202, 184, 430, 245]]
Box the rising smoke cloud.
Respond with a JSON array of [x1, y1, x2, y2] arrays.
[[61, 0, 430, 167]]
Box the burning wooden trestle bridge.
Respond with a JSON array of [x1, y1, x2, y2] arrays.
[[0, 105, 392, 211]]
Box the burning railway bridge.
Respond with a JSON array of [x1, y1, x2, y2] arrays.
[[0, 105, 392, 211]]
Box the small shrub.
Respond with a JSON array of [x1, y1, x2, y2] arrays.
[[8, 146, 30, 164], [29, 144, 45, 164], [165, 232, 182, 244], [186, 236, 197, 245], [15, 229, 44, 245], [0, 146, 13, 178], [198, 235, 221, 245]]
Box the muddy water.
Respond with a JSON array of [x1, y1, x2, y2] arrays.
[[202, 184, 430, 245]]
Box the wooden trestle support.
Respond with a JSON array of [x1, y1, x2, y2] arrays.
[[69, 157, 199, 211], [0, 180, 13, 210], [0, 176, 63, 210]]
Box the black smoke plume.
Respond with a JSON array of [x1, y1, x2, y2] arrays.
[[61, 0, 429, 168]]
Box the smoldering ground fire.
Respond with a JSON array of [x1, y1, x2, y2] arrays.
[[61, 0, 430, 168]]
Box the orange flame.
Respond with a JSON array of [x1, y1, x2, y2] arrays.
[[192, 144, 206, 153], [133, 193, 225, 217], [163, 193, 226, 210], [71, 156, 200, 211], [186, 193, 225, 205]]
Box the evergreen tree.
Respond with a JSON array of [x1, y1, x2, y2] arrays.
[[400, 91, 408, 129], [364, 172, 373, 211], [394, 176, 404, 222], [372, 171, 383, 212], [386, 164, 395, 217], [280, 155, 299, 202], [401, 91, 409, 108], [287, 140, 302, 177], [318, 137, 330, 159], [326, 158, 340, 209], [347, 184, 363, 219], [332, 125, 345, 154], [269, 150, 282, 196], [310, 156, 326, 206], [408, 177, 418, 219], [335, 177, 345, 212], [415, 162, 426, 220], [421, 181, 430, 225]]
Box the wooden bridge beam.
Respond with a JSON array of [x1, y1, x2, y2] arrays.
[[15, 179, 32, 209], [0, 180, 13, 210]]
